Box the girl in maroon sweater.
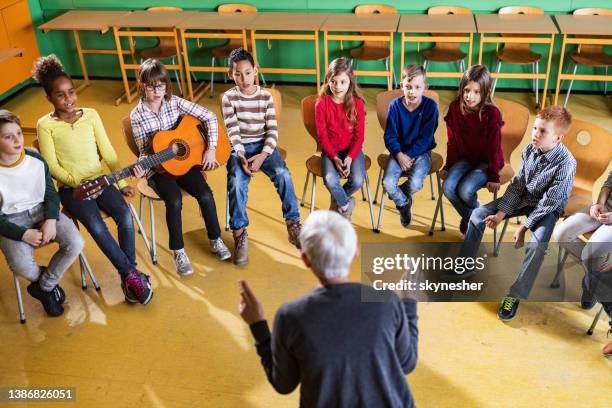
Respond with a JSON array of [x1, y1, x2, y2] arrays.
[[315, 58, 366, 221], [441, 65, 504, 235]]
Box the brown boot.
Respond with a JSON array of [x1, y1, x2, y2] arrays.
[[286, 220, 302, 250], [233, 228, 248, 266]]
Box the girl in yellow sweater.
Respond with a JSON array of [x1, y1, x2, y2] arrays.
[[34, 55, 152, 305]]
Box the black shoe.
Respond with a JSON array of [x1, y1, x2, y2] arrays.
[[52, 285, 66, 305], [580, 278, 596, 310], [27, 281, 64, 317], [459, 218, 468, 236], [398, 197, 412, 227], [498, 296, 520, 321]]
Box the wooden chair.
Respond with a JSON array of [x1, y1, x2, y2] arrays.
[[139, 6, 185, 95], [218, 87, 287, 230], [372, 89, 445, 235], [562, 8, 612, 107], [487, 98, 530, 256], [423, 6, 472, 75], [350, 4, 398, 89], [298, 95, 377, 231], [491, 6, 544, 108], [208, 4, 259, 97]]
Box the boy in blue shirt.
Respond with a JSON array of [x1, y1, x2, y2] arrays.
[[382, 64, 438, 226]]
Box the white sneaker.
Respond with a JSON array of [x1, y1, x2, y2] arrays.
[[173, 250, 193, 276], [210, 237, 231, 261]]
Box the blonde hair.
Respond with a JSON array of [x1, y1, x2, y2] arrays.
[[319, 58, 363, 128], [402, 64, 427, 82]]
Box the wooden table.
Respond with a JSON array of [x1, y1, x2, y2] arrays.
[[0, 47, 24, 63], [247, 12, 328, 91], [321, 14, 399, 90], [38, 11, 133, 94], [553, 14, 612, 106], [113, 11, 198, 105], [398, 14, 476, 79], [178, 12, 257, 101], [476, 14, 558, 108]]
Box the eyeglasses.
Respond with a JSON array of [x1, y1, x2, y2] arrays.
[[144, 83, 167, 92]]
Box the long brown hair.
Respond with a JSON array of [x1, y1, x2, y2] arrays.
[[456, 64, 494, 116], [319, 57, 363, 128]]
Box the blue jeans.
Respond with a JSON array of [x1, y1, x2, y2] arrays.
[[460, 199, 559, 299], [442, 159, 488, 220], [227, 142, 300, 230], [322, 150, 365, 207], [59, 185, 136, 277], [382, 152, 431, 208]]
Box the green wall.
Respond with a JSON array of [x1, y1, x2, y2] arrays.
[[3, 0, 610, 101]]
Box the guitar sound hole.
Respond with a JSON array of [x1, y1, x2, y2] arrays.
[[171, 139, 190, 161]]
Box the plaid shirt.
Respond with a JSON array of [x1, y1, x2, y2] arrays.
[[130, 95, 218, 178], [498, 142, 576, 229]]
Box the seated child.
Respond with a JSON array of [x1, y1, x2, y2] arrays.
[[0, 109, 84, 317], [382, 64, 438, 227], [455, 106, 576, 322], [222, 48, 302, 265]]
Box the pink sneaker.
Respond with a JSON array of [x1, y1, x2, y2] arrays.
[[121, 270, 153, 305]]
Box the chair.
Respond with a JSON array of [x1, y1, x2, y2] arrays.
[[299, 95, 377, 231], [562, 8, 612, 107], [491, 6, 544, 108], [488, 98, 530, 256], [423, 6, 472, 75], [139, 6, 186, 95], [371, 89, 445, 234], [350, 4, 398, 90], [218, 87, 287, 230], [209, 4, 260, 97]]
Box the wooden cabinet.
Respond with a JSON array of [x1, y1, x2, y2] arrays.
[[0, 0, 40, 94]]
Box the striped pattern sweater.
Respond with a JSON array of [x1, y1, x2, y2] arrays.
[[221, 86, 278, 155]]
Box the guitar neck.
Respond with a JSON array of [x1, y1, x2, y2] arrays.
[[106, 147, 176, 185]]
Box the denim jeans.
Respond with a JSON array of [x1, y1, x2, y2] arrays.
[[227, 142, 300, 230], [442, 159, 488, 220], [322, 150, 365, 207], [60, 185, 136, 277], [460, 199, 559, 299], [382, 152, 431, 208], [0, 204, 83, 291], [149, 167, 221, 250]]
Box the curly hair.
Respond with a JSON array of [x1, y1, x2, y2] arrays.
[[31, 54, 71, 95]]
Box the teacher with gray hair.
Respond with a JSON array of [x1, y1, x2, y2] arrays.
[[238, 210, 419, 407]]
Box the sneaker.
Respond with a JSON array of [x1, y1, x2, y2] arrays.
[[173, 250, 194, 276], [338, 197, 356, 222], [233, 229, 249, 266], [398, 196, 413, 227], [210, 237, 231, 261], [580, 278, 596, 310], [459, 218, 468, 236], [121, 270, 153, 305], [52, 285, 66, 305], [27, 281, 64, 317], [286, 220, 302, 250], [498, 296, 520, 321]]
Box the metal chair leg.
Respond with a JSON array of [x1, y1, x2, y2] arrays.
[[550, 247, 570, 288], [148, 198, 158, 264], [429, 173, 435, 200], [429, 194, 443, 236], [534, 61, 540, 108], [494, 219, 510, 257], [309, 175, 317, 213], [423, 59, 428, 71], [128, 203, 151, 254], [13, 275, 26, 324], [210, 56, 216, 98], [564, 62, 578, 107], [361, 185, 366, 201], [492, 60, 502, 97], [301, 171, 310, 207], [364, 171, 376, 231], [373, 167, 383, 205], [139, 194, 144, 230], [459, 59, 466, 73], [375, 186, 386, 233], [428, 172, 446, 236], [79, 253, 100, 291], [587, 305, 605, 335], [385, 57, 391, 90], [225, 190, 230, 231], [79, 255, 87, 290]]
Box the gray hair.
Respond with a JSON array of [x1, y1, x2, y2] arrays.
[[299, 210, 357, 280]]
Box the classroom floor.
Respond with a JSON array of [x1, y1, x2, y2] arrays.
[[1, 80, 611, 408]]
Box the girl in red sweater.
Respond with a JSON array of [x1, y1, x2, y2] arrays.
[[441, 65, 504, 236], [315, 58, 365, 221]]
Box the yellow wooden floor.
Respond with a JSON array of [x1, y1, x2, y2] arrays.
[[1, 80, 611, 408]]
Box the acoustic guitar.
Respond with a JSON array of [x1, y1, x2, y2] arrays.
[[74, 115, 231, 200]]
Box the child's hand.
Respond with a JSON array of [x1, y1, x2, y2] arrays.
[[248, 152, 269, 173], [599, 260, 612, 273], [23, 229, 43, 247], [597, 211, 612, 225], [332, 156, 344, 175], [202, 148, 219, 171], [484, 211, 506, 229], [342, 156, 352, 178], [396, 152, 413, 173], [589, 204, 603, 219], [132, 165, 146, 179], [238, 153, 252, 176], [513, 225, 527, 249], [439, 169, 448, 180], [120, 186, 135, 198], [486, 182, 501, 194], [40, 219, 57, 245]]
